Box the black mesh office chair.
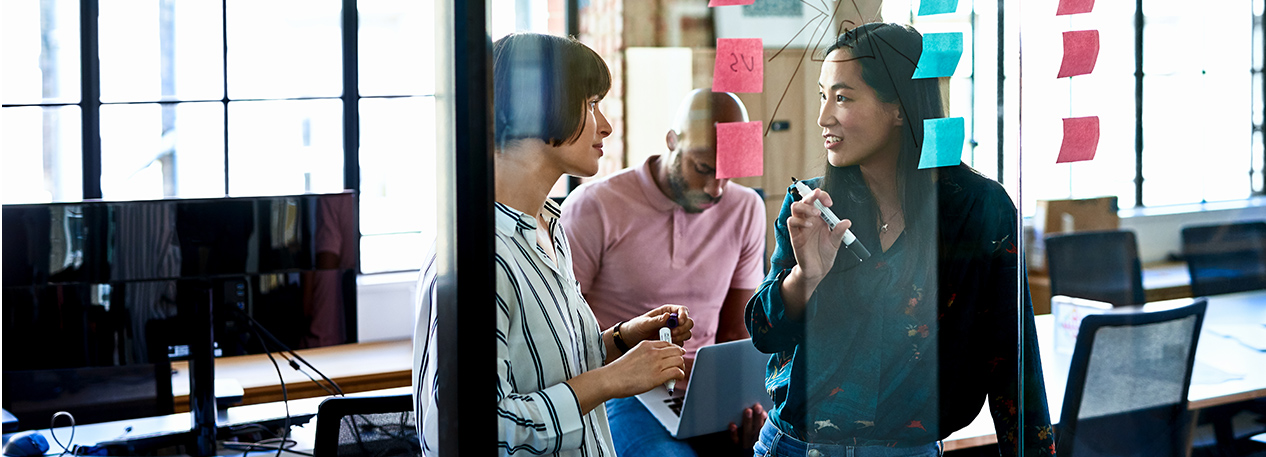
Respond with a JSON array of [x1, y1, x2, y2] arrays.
[[314, 393, 419, 457], [1056, 298, 1207, 457], [1045, 230, 1146, 306], [1181, 221, 1266, 297]]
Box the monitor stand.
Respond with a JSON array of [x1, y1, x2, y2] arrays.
[[188, 291, 216, 456]]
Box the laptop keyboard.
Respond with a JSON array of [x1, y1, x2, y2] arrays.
[[662, 397, 683, 416]]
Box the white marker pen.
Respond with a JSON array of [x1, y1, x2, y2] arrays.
[[660, 313, 679, 394]]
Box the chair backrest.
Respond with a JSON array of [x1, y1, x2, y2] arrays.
[[1045, 230, 1146, 306], [314, 393, 419, 457], [1181, 221, 1266, 297], [1056, 298, 1207, 457]]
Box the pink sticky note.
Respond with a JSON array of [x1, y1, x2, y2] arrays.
[[713, 38, 764, 93], [1057, 30, 1099, 78], [708, 0, 755, 5], [1057, 116, 1099, 163], [1056, 0, 1094, 15], [716, 121, 763, 179]]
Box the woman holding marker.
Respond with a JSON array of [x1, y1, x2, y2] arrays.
[[746, 23, 1055, 456], [412, 32, 694, 457]]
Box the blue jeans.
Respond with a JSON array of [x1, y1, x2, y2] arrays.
[[752, 419, 942, 457], [606, 396, 699, 457]]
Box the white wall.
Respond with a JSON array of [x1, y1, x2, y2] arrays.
[[1120, 197, 1266, 263], [355, 271, 418, 342]]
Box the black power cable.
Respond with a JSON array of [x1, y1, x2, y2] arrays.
[[229, 305, 345, 396], [254, 330, 290, 457]]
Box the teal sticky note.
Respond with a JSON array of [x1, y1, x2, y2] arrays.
[[918, 117, 965, 169], [918, 0, 959, 16], [912, 32, 963, 79]]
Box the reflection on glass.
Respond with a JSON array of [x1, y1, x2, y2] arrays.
[[226, 0, 341, 99], [101, 102, 226, 201], [1, 106, 83, 203], [227, 99, 343, 196], [99, 0, 224, 102], [0, 0, 81, 105], [359, 0, 436, 96]]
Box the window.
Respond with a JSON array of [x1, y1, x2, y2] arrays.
[[1011, 0, 1259, 215]]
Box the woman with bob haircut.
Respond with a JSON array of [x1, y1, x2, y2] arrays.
[[413, 32, 695, 456], [746, 23, 1055, 456]]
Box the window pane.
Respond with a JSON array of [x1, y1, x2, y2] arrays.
[[1, 106, 82, 203], [359, 96, 436, 273], [99, 0, 224, 102], [1, 0, 81, 104], [101, 102, 225, 201], [226, 0, 341, 99], [361, 233, 427, 274], [227, 99, 343, 196], [1144, 75, 1252, 206], [359, 0, 435, 96]]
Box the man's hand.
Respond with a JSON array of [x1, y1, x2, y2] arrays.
[[728, 403, 767, 453]]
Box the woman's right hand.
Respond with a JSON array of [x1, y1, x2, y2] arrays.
[[603, 340, 685, 398], [787, 188, 851, 284]]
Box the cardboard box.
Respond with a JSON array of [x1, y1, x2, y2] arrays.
[[1029, 197, 1121, 274]]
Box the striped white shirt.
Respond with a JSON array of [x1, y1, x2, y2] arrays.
[[413, 200, 615, 456]]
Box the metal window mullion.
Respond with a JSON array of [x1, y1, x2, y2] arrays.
[[81, 0, 101, 200], [343, 0, 359, 193], [343, 0, 361, 274], [996, 0, 1005, 183], [1134, 0, 1144, 207], [222, 0, 230, 196], [565, 0, 581, 193]]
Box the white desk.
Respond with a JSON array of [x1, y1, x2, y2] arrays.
[[944, 290, 1266, 451], [0, 387, 411, 455]]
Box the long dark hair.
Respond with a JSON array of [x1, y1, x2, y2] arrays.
[[492, 33, 612, 149], [820, 23, 957, 295]]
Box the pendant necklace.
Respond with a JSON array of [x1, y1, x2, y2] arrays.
[[879, 207, 902, 233]]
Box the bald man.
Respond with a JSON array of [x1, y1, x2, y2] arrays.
[[561, 89, 767, 456]]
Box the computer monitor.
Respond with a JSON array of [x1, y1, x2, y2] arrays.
[[2, 192, 358, 447]]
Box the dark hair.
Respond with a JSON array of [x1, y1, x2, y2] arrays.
[[492, 33, 612, 149], [820, 23, 957, 294]]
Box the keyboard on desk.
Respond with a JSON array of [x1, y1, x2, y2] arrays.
[[662, 397, 683, 416]]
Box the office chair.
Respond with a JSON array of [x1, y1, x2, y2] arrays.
[[1045, 229, 1146, 306], [314, 393, 419, 457], [1181, 221, 1266, 297], [1056, 298, 1207, 457]]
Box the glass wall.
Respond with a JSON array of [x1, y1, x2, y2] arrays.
[[422, 0, 1266, 455]]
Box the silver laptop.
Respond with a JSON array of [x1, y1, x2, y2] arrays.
[[634, 338, 774, 438]]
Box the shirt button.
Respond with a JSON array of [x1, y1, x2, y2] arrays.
[[807, 450, 822, 457]]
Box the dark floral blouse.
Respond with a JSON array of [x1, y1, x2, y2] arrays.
[[746, 167, 1056, 456]]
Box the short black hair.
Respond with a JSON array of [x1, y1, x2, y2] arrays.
[[492, 33, 612, 149]]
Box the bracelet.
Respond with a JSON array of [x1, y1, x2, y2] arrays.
[[612, 321, 632, 354]]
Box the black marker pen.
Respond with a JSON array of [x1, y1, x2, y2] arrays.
[[790, 178, 872, 265]]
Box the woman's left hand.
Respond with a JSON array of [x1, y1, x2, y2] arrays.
[[625, 304, 693, 346]]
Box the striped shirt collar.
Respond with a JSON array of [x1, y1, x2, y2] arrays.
[[494, 199, 563, 236]]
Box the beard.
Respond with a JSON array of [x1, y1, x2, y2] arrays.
[[667, 153, 722, 213]]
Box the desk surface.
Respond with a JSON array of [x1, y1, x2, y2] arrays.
[[1028, 261, 1191, 314], [1, 387, 411, 455], [944, 289, 1266, 450], [171, 339, 412, 411]]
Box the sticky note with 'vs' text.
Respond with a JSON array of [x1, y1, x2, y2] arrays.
[[713, 38, 764, 93]]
